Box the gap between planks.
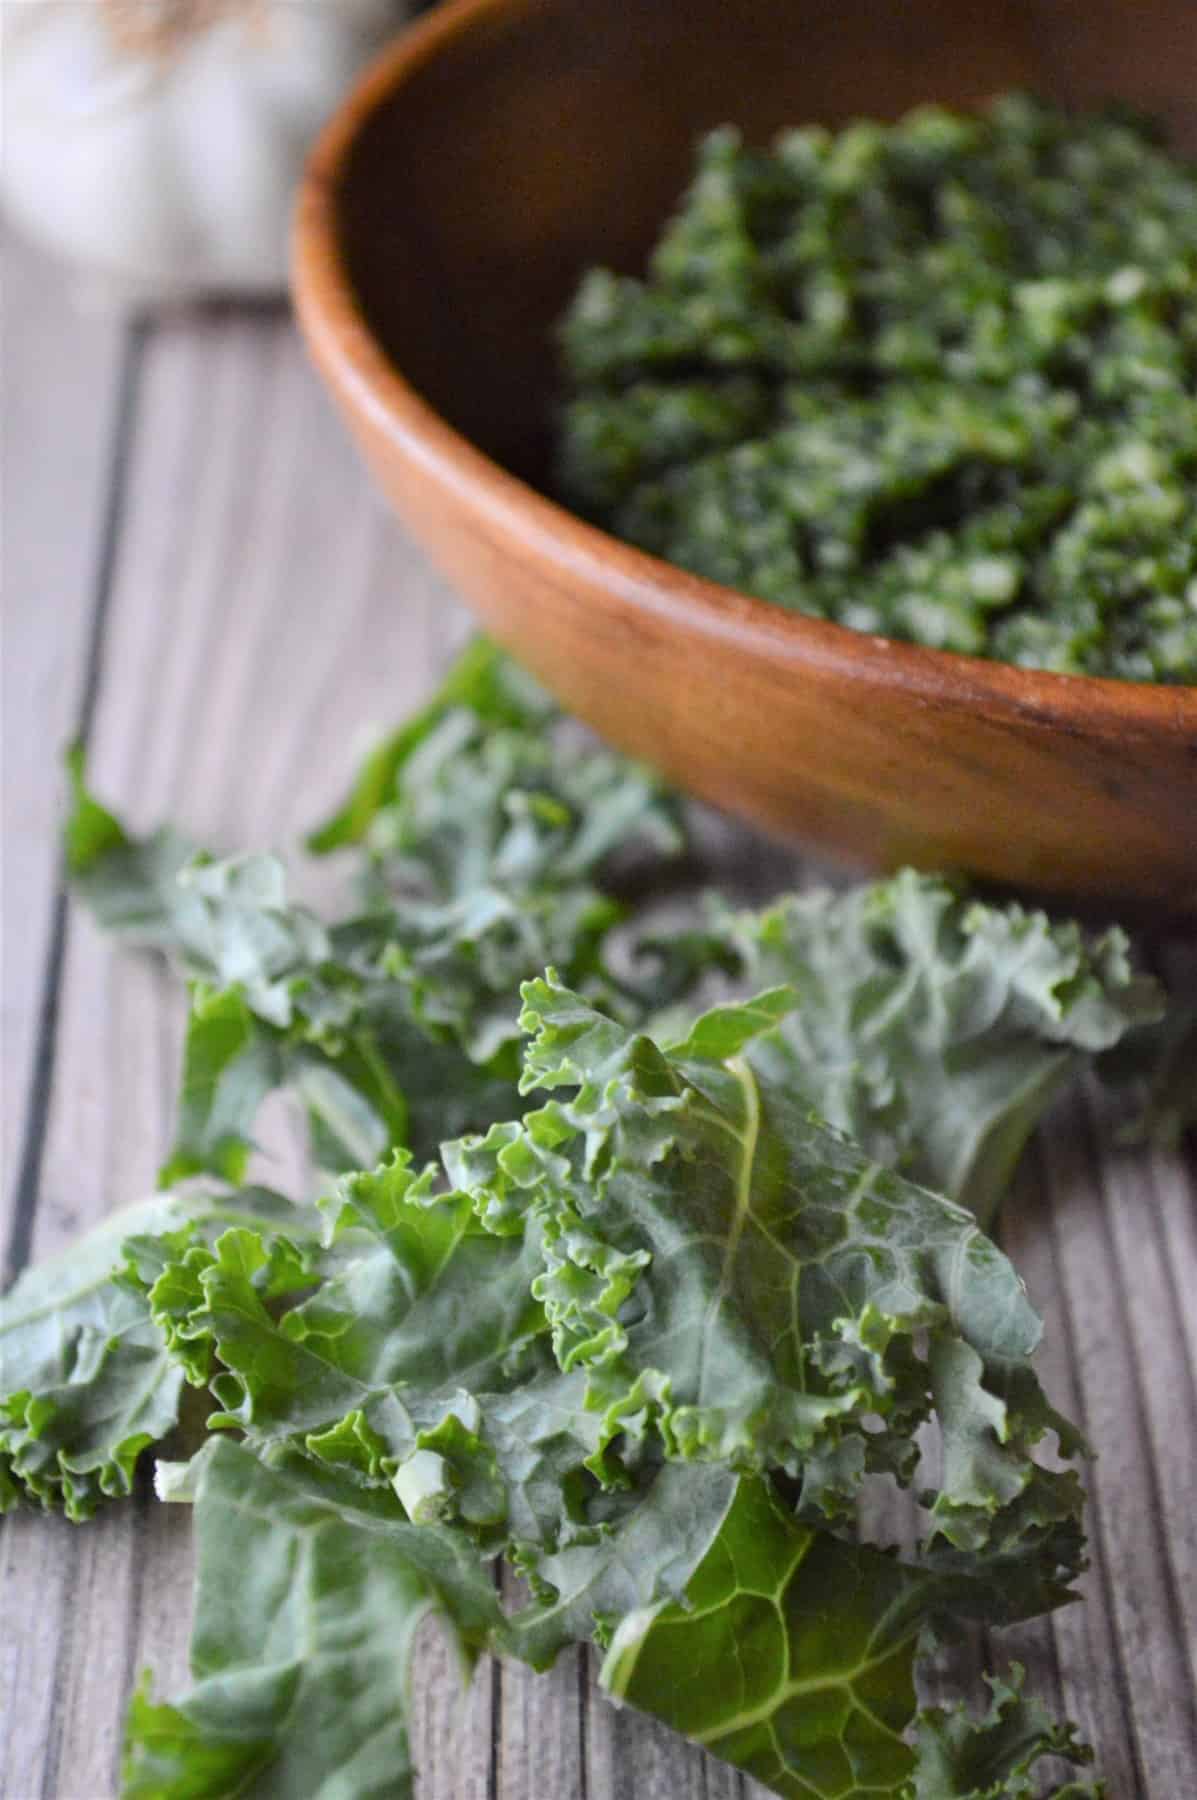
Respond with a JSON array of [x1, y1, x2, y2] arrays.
[[1, 233, 127, 1230]]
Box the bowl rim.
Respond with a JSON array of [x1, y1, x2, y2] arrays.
[[293, 0, 1197, 732]]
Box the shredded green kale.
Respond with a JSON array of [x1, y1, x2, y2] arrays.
[[556, 95, 1197, 682]]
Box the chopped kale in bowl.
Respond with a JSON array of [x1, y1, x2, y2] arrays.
[[555, 95, 1197, 683]]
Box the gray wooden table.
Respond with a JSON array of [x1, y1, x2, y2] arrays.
[[2, 229, 1195, 1800]]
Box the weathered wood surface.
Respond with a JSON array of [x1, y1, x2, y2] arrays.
[[2, 234, 1195, 1800]]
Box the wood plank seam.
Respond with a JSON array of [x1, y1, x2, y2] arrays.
[[1079, 1091, 1197, 1754], [991, 1193, 1068, 1728], [3, 318, 149, 1291], [489, 1655, 502, 1800], [1038, 1133, 1152, 1800], [577, 1649, 590, 1800]]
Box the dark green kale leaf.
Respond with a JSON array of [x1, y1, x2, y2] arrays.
[[603, 1480, 1101, 1799], [911, 1663, 1102, 1798]]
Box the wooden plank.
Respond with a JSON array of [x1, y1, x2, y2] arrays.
[[0, 307, 486, 1799], [1086, 1111, 1197, 1703], [496, 1645, 587, 1799], [994, 1146, 1138, 1797], [999, 1096, 1197, 1799], [493, 1567, 586, 1799], [0, 235, 136, 1800], [585, 1654, 731, 1800], [0, 234, 129, 1226], [411, 1616, 496, 1800]]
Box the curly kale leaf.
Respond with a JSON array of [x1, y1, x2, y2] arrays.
[[1100, 956, 1197, 1148], [0, 1189, 319, 1520], [141, 861, 521, 1180], [720, 871, 1162, 1222], [321, 680, 685, 1059], [602, 1475, 932, 1797], [65, 645, 687, 1180], [126, 1449, 1097, 1800], [64, 742, 201, 951], [148, 1155, 546, 1470], [445, 974, 1087, 1604], [64, 764, 526, 1179], [90, 982, 1097, 1798], [911, 1664, 1102, 1798], [307, 636, 556, 853], [139, 1155, 750, 1677]]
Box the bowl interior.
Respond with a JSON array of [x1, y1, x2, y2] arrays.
[[337, 0, 1197, 489]]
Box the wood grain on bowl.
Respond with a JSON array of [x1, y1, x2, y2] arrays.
[[293, 0, 1197, 911]]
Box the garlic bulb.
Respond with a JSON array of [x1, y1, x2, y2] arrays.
[[0, 0, 404, 301]]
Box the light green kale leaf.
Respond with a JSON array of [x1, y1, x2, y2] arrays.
[[64, 742, 202, 950], [149, 1155, 750, 1674], [307, 636, 556, 853], [64, 791, 529, 1179], [122, 1439, 505, 1800], [445, 974, 1086, 1597], [0, 1188, 319, 1520], [720, 870, 1162, 1223], [317, 661, 685, 1060], [151, 1155, 557, 1503], [65, 642, 687, 1180]]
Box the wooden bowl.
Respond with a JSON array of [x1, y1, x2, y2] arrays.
[[293, 0, 1197, 913]]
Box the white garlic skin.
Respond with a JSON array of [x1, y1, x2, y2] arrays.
[[1, 1, 402, 302]]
